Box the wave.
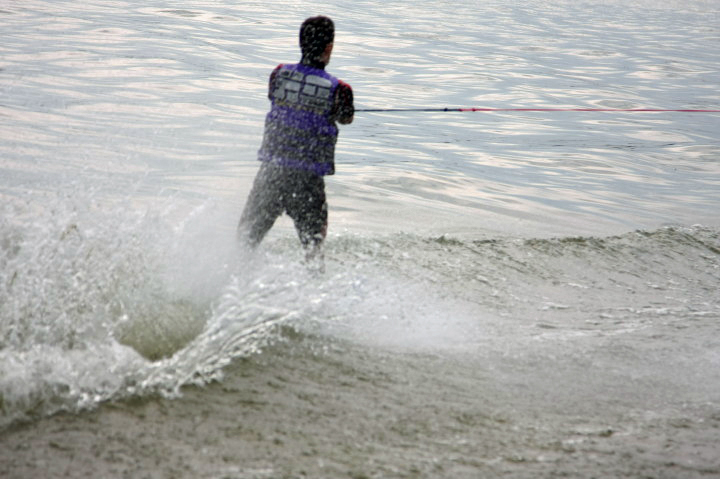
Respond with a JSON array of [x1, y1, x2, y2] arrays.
[[1, 195, 718, 429]]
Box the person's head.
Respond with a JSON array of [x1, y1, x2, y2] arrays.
[[299, 16, 335, 65]]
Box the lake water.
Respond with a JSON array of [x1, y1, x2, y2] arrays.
[[1, 0, 719, 477]]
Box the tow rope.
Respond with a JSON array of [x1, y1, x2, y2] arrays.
[[356, 107, 720, 113]]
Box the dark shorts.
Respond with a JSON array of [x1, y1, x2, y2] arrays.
[[239, 162, 328, 248]]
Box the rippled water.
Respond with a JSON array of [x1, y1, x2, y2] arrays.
[[3, 0, 719, 236], [1, 1, 719, 477]]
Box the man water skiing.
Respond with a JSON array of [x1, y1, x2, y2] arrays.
[[238, 16, 354, 268]]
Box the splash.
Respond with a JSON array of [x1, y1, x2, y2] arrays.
[[0, 192, 284, 427], [2, 190, 718, 430], [0, 191, 481, 428]]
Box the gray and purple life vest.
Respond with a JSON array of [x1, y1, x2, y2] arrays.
[[258, 63, 340, 176]]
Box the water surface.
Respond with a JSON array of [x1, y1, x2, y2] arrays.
[[1, 1, 719, 477]]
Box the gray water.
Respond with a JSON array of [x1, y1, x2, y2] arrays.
[[1, 1, 719, 477]]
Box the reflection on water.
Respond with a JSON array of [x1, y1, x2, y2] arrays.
[[1, 0, 719, 237]]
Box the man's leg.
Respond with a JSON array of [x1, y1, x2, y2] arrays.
[[298, 201, 327, 261], [286, 173, 328, 266], [237, 163, 283, 247]]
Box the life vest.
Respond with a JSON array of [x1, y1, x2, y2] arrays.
[[258, 63, 340, 176]]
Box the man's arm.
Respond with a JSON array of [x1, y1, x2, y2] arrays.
[[268, 65, 283, 100], [332, 81, 354, 124]]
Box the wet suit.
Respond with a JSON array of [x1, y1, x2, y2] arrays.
[[238, 54, 354, 253]]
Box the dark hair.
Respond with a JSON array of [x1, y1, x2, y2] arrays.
[[299, 16, 334, 59]]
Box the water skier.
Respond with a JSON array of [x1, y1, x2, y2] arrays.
[[238, 16, 354, 267]]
